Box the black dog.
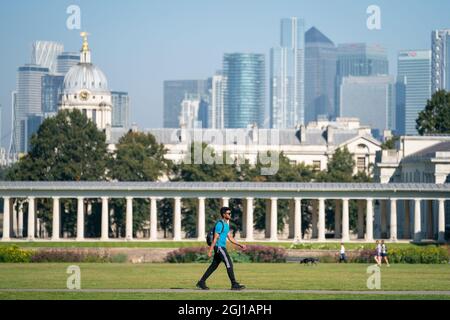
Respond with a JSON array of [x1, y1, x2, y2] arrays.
[[300, 257, 319, 265]]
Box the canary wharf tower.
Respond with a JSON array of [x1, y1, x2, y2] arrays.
[[59, 33, 112, 135]]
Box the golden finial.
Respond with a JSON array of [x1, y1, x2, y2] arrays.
[[80, 31, 90, 53]]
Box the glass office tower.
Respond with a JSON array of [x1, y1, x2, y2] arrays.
[[223, 53, 265, 128], [111, 91, 130, 128], [270, 17, 305, 128], [56, 52, 80, 75], [305, 27, 337, 123], [397, 50, 431, 135]]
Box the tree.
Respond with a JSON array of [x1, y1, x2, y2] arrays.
[[381, 136, 399, 150], [416, 90, 450, 135], [108, 131, 170, 237], [6, 109, 110, 237], [317, 147, 355, 183]]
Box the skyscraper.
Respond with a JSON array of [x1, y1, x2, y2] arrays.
[[431, 29, 450, 93], [336, 43, 389, 116], [305, 27, 337, 123], [397, 50, 431, 135], [111, 91, 130, 128], [223, 53, 265, 128], [41, 74, 65, 115], [11, 64, 49, 154], [163, 80, 209, 128], [340, 76, 396, 136], [31, 41, 64, 74], [209, 72, 226, 129], [57, 52, 81, 75], [270, 17, 305, 128]]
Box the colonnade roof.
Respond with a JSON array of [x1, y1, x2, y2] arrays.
[[0, 182, 449, 200]]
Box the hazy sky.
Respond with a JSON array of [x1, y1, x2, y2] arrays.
[[1, 0, 449, 148]]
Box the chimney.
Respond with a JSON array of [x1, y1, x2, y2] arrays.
[[327, 126, 334, 144], [300, 125, 306, 142], [251, 123, 258, 143]]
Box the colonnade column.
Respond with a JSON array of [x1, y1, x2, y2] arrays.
[[334, 200, 341, 239], [18, 203, 24, 238], [173, 197, 182, 241], [404, 200, 411, 239], [438, 199, 446, 244], [52, 197, 60, 241], [27, 197, 36, 241], [270, 198, 278, 241], [245, 197, 254, 241], [76, 197, 84, 241], [366, 198, 374, 242], [197, 197, 206, 241], [390, 198, 397, 242], [2, 197, 10, 241], [101, 197, 109, 241], [341, 198, 350, 242], [126, 197, 133, 240], [357, 200, 365, 239], [318, 198, 326, 242], [220, 197, 229, 208], [414, 199, 422, 242], [150, 198, 158, 240], [294, 198, 302, 241], [12, 202, 17, 238]]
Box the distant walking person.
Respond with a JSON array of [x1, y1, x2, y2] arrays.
[[374, 240, 382, 266], [197, 207, 246, 290], [339, 243, 347, 263], [380, 240, 390, 267]]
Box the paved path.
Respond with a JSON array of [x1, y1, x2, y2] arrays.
[[1, 289, 450, 295]]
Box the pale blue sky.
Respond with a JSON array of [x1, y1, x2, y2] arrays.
[[1, 0, 449, 148]]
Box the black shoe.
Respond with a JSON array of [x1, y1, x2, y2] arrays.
[[231, 283, 246, 291], [196, 281, 209, 290]]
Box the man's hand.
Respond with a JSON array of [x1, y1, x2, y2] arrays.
[[240, 244, 247, 250], [208, 248, 213, 258]]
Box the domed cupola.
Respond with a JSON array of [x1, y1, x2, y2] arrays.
[[60, 32, 112, 135]]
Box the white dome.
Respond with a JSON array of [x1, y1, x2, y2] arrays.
[[63, 62, 109, 94]]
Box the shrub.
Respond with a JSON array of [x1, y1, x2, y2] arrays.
[[0, 246, 32, 263], [242, 245, 287, 263], [350, 246, 449, 264], [165, 245, 287, 263], [30, 249, 111, 263]]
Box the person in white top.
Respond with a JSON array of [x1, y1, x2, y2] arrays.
[[339, 243, 347, 263], [374, 240, 382, 266]]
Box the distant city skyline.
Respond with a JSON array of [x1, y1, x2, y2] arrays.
[[2, 0, 450, 148]]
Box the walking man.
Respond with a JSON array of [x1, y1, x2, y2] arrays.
[[339, 242, 347, 263], [197, 207, 246, 290]]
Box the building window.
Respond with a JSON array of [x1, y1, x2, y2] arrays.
[[312, 161, 321, 172], [357, 157, 366, 172]]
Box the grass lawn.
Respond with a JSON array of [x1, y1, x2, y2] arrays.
[[0, 241, 440, 250], [0, 263, 448, 300]]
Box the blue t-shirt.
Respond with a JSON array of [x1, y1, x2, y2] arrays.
[[214, 220, 229, 248]]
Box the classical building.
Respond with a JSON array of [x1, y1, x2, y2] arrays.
[[111, 117, 381, 176], [375, 135, 450, 239], [59, 33, 112, 137]]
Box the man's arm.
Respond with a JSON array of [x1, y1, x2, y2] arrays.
[[208, 233, 220, 257], [227, 234, 246, 250]]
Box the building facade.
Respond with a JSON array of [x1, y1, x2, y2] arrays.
[[111, 91, 130, 128], [340, 75, 396, 137], [11, 64, 49, 154], [397, 50, 432, 135], [31, 41, 64, 74], [223, 53, 265, 128], [270, 17, 305, 129], [163, 80, 209, 128], [41, 74, 65, 115], [209, 72, 226, 129], [305, 27, 337, 123], [56, 52, 81, 75], [432, 29, 450, 93]]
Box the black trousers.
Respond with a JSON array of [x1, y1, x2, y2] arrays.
[[200, 246, 237, 285]]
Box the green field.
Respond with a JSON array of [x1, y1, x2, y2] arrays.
[[0, 241, 436, 250], [0, 263, 449, 300]]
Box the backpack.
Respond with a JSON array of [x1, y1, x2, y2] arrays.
[[206, 220, 224, 246]]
